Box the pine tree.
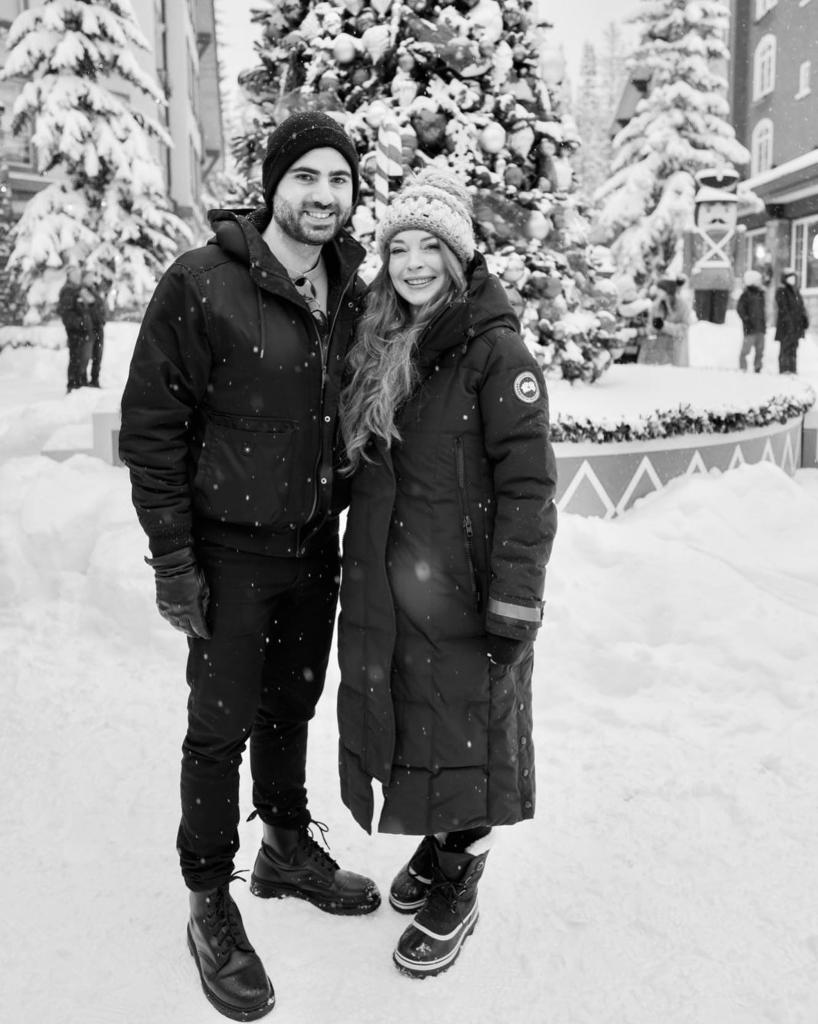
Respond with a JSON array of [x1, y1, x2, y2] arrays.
[[231, 0, 627, 382], [0, 0, 191, 320], [598, 21, 628, 126], [593, 0, 749, 284], [0, 151, 23, 326], [573, 43, 611, 205]]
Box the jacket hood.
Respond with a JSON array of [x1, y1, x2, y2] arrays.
[[206, 206, 365, 293], [417, 251, 520, 369]]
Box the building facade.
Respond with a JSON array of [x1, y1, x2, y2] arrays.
[[0, 0, 225, 316], [730, 0, 818, 321]]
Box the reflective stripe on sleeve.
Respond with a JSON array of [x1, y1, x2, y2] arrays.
[[487, 597, 542, 623]]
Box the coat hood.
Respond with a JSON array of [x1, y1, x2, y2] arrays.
[[206, 206, 366, 295], [416, 251, 520, 371]]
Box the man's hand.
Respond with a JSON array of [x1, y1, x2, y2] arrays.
[[486, 634, 530, 666], [146, 546, 211, 639]]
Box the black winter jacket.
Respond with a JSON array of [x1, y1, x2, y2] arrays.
[[774, 282, 809, 342], [119, 208, 366, 556], [337, 253, 558, 835], [57, 283, 92, 337], [736, 285, 766, 334]]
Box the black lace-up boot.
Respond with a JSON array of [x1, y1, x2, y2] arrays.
[[389, 836, 438, 913], [250, 820, 381, 915], [393, 845, 489, 978], [187, 882, 275, 1021]]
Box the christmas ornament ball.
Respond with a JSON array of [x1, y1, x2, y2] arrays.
[[479, 122, 507, 155], [525, 209, 552, 240]]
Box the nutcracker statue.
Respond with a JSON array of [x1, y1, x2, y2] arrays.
[[683, 167, 742, 325]]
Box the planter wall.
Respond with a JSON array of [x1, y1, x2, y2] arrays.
[[553, 415, 804, 519]]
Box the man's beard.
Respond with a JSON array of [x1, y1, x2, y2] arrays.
[[272, 196, 350, 244]]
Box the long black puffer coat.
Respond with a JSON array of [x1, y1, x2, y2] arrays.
[[337, 253, 558, 835]]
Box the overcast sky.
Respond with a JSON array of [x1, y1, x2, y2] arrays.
[[214, 0, 641, 107]]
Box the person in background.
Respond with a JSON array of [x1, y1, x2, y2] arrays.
[[119, 112, 380, 1022], [57, 265, 93, 392], [736, 269, 766, 373], [84, 270, 107, 387], [774, 267, 809, 374], [336, 169, 558, 979]]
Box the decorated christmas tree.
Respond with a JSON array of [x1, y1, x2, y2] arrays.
[[0, 0, 191, 320], [232, 0, 628, 382]]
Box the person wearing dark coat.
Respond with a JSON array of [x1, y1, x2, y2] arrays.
[[775, 267, 809, 374], [119, 113, 380, 1022], [736, 269, 767, 373], [337, 169, 558, 979], [84, 271, 107, 387], [57, 266, 93, 391]]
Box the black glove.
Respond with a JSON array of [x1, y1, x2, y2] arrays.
[[145, 546, 211, 639], [486, 634, 530, 666]]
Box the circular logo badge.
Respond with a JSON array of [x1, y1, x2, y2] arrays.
[[513, 371, 541, 404]]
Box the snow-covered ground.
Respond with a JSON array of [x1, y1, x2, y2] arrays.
[[2, 316, 818, 1024]]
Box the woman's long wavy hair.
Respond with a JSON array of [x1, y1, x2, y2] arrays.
[[340, 241, 467, 472]]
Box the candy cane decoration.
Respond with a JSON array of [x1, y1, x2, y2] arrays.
[[374, 116, 404, 219]]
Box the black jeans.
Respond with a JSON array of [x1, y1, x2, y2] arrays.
[[65, 329, 91, 390], [178, 538, 340, 891], [89, 328, 104, 385]]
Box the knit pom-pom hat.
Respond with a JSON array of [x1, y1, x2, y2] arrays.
[[376, 167, 475, 263]]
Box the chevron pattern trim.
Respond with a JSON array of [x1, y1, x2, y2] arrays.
[[553, 415, 804, 519]]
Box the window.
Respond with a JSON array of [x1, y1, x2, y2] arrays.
[[755, 0, 777, 16], [751, 119, 774, 175], [753, 35, 776, 99], [796, 60, 811, 98], [744, 229, 767, 275], [792, 216, 818, 291]]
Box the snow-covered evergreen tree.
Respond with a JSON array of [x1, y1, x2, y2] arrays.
[[594, 0, 749, 284], [231, 0, 628, 382], [0, 150, 23, 326], [0, 0, 191, 320], [572, 43, 611, 206]]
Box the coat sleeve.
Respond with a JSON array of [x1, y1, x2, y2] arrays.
[[119, 262, 213, 555], [736, 292, 749, 330], [478, 329, 558, 642]]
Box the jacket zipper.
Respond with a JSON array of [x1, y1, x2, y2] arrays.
[[305, 275, 355, 526], [454, 436, 482, 612]]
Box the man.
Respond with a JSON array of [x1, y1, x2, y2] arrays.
[[119, 112, 379, 1021], [774, 267, 809, 374], [57, 265, 93, 391]]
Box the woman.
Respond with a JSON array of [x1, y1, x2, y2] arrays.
[[639, 277, 692, 367], [337, 169, 558, 978]]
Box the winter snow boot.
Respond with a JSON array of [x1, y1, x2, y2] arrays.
[[393, 843, 489, 978], [250, 820, 380, 915], [187, 883, 275, 1021], [389, 835, 439, 913]]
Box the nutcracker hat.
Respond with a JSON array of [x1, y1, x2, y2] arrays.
[[376, 167, 475, 263], [261, 111, 360, 207]]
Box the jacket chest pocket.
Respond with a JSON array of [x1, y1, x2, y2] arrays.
[[192, 415, 301, 527]]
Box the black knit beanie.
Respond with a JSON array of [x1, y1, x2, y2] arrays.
[[261, 111, 360, 208]]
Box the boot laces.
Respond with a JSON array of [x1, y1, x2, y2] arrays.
[[298, 819, 339, 873], [427, 877, 470, 915], [204, 871, 247, 959]]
